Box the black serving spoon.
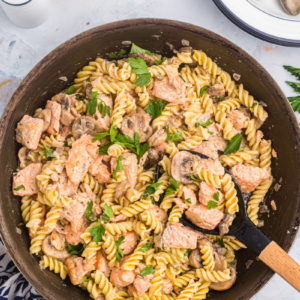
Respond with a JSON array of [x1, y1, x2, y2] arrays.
[[155, 150, 300, 292]]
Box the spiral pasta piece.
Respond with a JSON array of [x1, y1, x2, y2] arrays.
[[259, 139, 272, 172], [148, 265, 166, 297], [196, 268, 231, 283], [121, 199, 153, 218], [40, 255, 68, 280], [174, 271, 198, 289], [216, 71, 235, 96], [26, 201, 45, 236], [102, 233, 119, 268], [168, 205, 183, 224], [177, 280, 200, 300], [200, 244, 215, 270], [221, 174, 239, 215], [192, 281, 210, 300], [44, 206, 63, 232], [159, 155, 172, 176], [219, 150, 259, 167], [152, 103, 180, 130], [21, 196, 34, 223], [107, 144, 124, 157], [138, 166, 156, 185], [193, 165, 221, 188], [217, 98, 240, 112], [140, 210, 164, 234], [245, 119, 259, 150], [166, 142, 179, 159], [193, 50, 221, 78], [104, 221, 133, 235], [92, 270, 118, 299], [214, 111, 235, 141], [82, 241, 102, 260], [160, 192, 176, 212]]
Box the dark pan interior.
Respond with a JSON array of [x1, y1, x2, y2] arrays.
[[0, 19, 299, 300]]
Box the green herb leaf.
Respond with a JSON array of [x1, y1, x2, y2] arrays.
[[288, 96, 300, 113], [86, 91, 98, 115], [190, 174, 203, 182], [85, 201, 94, 222], [145, 99, 165, 119], [109, 119, 119, 142], [82, 276, 92, 282], [200, 85, 209, 97], [130, 43, 153, 56], [102, 203, 113, 222], [92, 132, 109, 142], [213, 192, 220, 202], [142, 182, 163, 199], [207, 200, 218, 210], [284, 65, 300, 80], [179, 75, 185, 82], [155, 57, 166, 65], [42, 142, 55, 160], [184, 249, 192, 257], [14, 184, 25, 191], [140, 243, 152, 253], [115, 236, 125, 262], [134, 132, 140, 155], [66, 85, 75, 95], [151, 196, 155, 204], [99, 142, 113, 155], [184, 198, 192, 204], [98, 99, 111, 119], [165, 177, 180, 196], [208, 131, 214, 135], [140, 265, 154, 277], [75, 94, 84, 101], [135, 72, 151, 87], [216, 238, 225, 248], [215, 96, 224, 101], [112, 155, 125, 181], [137, 143, 149, 164], [108, 53, 117, 59], [66, 242, 84, 255], [90, 223, 106, 245], [129, 56, 151, 87], [115, 134, 134, 144], [195, 120, 212, 128], [224, 133, 242, 155], [286, 81, 300, 93], [249, 103, 258, 108], [166, 125, 183, 144], [119, 49, 126, 55]]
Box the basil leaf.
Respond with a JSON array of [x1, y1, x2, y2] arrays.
[[288, 96, 300, 113], [130, 43, 153, 56], [75, 94, 84, 100], [216, 238, 225, 248], [135, 73, 151, 87], [224, 133, 242, 155], [286, 81, 300, 93], [92, 132, 109, 142], [207, 200, 218, 210], [14, 184, 25, 191], [99, 142, 113, 155], [115, 236, 125, 262], [108, 53, 117, 58], [140, 243, 152, 253], [155, 57, 166, 65], [42, 142, 54, 160], [142, 182, 163, 199], [90, 223, 106, 245], [112, 155, 125, 181], [85, 201, 94, 222], [86, 91, 98, 115], [145, 99, 165, 120], [200, 85, 209, 97], [184, 198, 192, 204], [166, 125, 183, 144], [140, 265, 154, 277], [283, 65, 300, 80], [66, 242, 84, 255], [190, 174, 203, 182], [103, 203, 114, 221], [66, 85, 75, 95], [195, 120, 212, 128], [213, 192, 220, 202], [184, 249, 192, 257]]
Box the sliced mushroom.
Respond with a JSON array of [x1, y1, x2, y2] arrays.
[[148, 129, 167, 147], [168, 114, 183, 129], [42, 235, 71, 259], [85, 83, 93, 100], [50, 230, 66, 251], [52, 93, 72, 110], [218, 213, 235, 237], [142, 148, 162, 170], [213, 252, 228, 271], [18, 147, 31, 167], [280, 0, 300, 15], [189, 249, 202, 269], [207, 84, 225, 98], [38, 109, 51, 132], [61, 110, 75, 127], [72, 116, 104, 139], [210, 267, 236, 291]]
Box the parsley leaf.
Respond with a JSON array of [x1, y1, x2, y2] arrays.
[[86, 91, 98, 115], [145, 99, 165, 119], [129, 57, 151, 87], [184, 249, 192, 257], [155, 57, 166, 65], [102, 203, 113, 222], [90, 223, 106, 245], [208, 131, 214, 135], [14, 184, 25, 191], [92, 132, 109, 142], [195, 120, 212, 128], [213, 192, 220, 202], [115, 236, 125, 262], [165, 177, 180, 196], [216, 238, 225, 248], [224, 133, 242, 155], [288, 96, 300, 113], [135, 72, 151, 87], [137, 143, 149, 164], [66, 242, 84, 255], [99, 142, 113, 155], [140, 265, 154, 277], [130, 43, 153, 56], [115, 134, 134, 144], [250, 103, 259, 108], [184, 198, 192, 204], [110, 119, 119, 142], [140, 243, 152, 253], [207, 200, 218, 210], [75, 94, 84, 100], [284, 65, 300, 80], [142, 182, 163, 199], [82, 276, 92, 282], [190, 174, 203, 182], [119, 49, 126, 55], [108, 53, 117, 59], [66, 85, 75, 95], [112, 155, 125, 181], [286, 81, 300, 93], [134, 132, 140, 155], [42, 142, 54, 160], [85, 201, 94, 222], [215, 96, 224, 101], [166, 125, 183, 144], [200, 85, 209, 97], [98, 100, 111, 118]]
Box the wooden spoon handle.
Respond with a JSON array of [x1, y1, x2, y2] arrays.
[[259, 241, 300, 292]]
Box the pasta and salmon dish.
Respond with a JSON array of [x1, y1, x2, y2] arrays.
[[12, 42, 273, 300]]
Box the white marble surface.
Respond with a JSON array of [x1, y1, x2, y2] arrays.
[[0, 0, 299, 299]]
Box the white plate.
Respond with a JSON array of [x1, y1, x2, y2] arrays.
[[213, 0, 300, 47]]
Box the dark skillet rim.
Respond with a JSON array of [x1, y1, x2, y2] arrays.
[[0, 18, 299, 300], [213, 0, 300, 47]]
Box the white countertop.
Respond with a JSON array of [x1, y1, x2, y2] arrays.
[[0, 0, 299, 299]]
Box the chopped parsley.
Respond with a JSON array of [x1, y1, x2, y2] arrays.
[[98, 99, 111, 118], [184, 198, 192, 204], [66, 242, 84, 255], [140, 243, 152, 253], [108, 53, 117, 58], [129, 56, 151, 87], [75, 94, 84, 100], [82, 276, 92, 282], [86, 90, 98, 115], [200, 85, 209, 97], [85, 201, 94, 222], [283, 65, 300, 80], [66, 85, 75, 95], [140, 265, 154, 276], [166, 125, 183, 144], [92, 132, 109, 143], [112, 155, 125, 181], [216, 238, 225, 248], [145, 99, 165, 120], [195, 120, 213, 128], [155, 57, 166, 65], [14, 185, 25, 191], [190, 174, 203, 182], [115, 236, 125, 262], [102, 203, 114, 222], [142, 182, 163, 199], [130, 43, 153, 56], [42, 142, 54, 160], [184, 249, 192, 257], [165, 177, 180, 196], [90, 222, 106, 245], [207, 192, 220, 210], [224, 133, 242, 155]]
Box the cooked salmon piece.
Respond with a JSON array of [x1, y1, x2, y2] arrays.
[[13, 163, 42, 196], [60, 193, 89, 233], [256, 130, 263, 146], [152, 66, 187, 106], [148, 129, 167, 148], [173, 186, 197, 210], [208, 135, 228, 152], [16, 115, 44, 150], [89, 155, 112, 184], [81, 183, 102, 215], [230, 164, 270, 193], [146, 205, 168, 223], [206, 123, 223, 137], [114, 231, 138, 255], [153, 142, 168, 153], [171, 151, 196, 184], [198, 182, 224, 206], [96, 250, 110, 277], [193, 141, 219, 160], [110, 267, 135, 288], [110, 214, 127, 223], [94, 94, 113, 132], [55, 170, 78, 197], [196, 158, 225, 176], [66, 135, 96, 184], [161, 278, 173, 294], [65, 224, 86, 245], [155, 222, 204, 249], [132, 263, 154, 296], [59, 126, 71, 138], [207, 83, 225, 97], [185, 204, 224, 230], [226, 109, 248, 130], [46, 100, 61, 135]]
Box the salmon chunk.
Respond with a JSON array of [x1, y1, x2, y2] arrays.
[[226, 109, 248, 130], [132, 263, 154, 296], [16, 115, 44, 150], [196, 158, 225, 176], [65, 224, 86, 245], [208, 136, 228, 152], [89, 155, 112, 184], [55, 170, 78, 197], [185, 204, 224, 230], [193, 141, 219, 160], [13, 163, 42, 196], [110, 267, 135, 288], [66, 135, 97, 184], [230, 164, 270, 193], [156, 222, 204, 249], [162, 278, 173, 294], [94, 94, 113, 132], [146, 205, 168, 223], [46, 100, 61, 135], [96, 251, 110, 277], [173, 186, 197, 210], [206, 123, 223, 137], [115, 231, 138, 255], [198, 182, 224, 206]]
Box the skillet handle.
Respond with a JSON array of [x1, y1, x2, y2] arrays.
[[259, 241, 300, 292]]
